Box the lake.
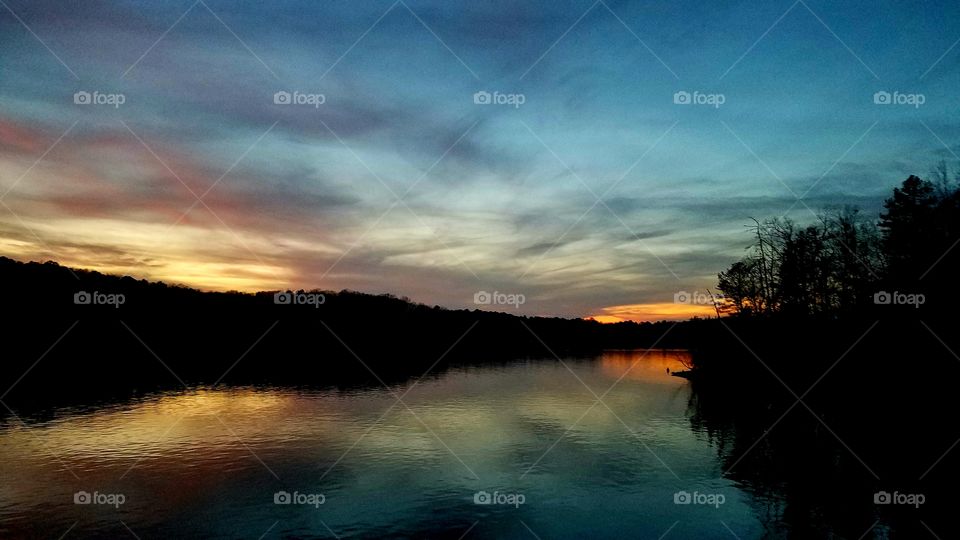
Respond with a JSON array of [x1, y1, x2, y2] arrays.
[[0, 350, 768, 538]]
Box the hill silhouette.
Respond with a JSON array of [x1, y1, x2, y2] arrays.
[[0, 256, 700, 410]]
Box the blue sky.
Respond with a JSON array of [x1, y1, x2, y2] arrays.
[[1, 0, 959, 320]]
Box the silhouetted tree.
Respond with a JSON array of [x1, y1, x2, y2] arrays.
[[879, 174, 939, 282], [718, 166, 959, 318], [717, 259, 764, 314]]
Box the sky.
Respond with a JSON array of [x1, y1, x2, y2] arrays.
[[1, 0, 959, 321]]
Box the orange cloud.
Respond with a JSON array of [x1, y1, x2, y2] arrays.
[[588, 302, 718, 323]]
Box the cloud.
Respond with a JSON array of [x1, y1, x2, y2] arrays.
[[1, 0, 958, 321], [590, 302, 718, 323]]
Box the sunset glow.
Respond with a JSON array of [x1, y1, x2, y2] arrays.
[[1, 1, 957, 320]]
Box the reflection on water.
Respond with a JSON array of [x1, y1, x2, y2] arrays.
[[0, 351, 763, 539], [599, 349, 692, 382]]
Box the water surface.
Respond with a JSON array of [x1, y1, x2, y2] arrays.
[[0, 350, 764, 538]]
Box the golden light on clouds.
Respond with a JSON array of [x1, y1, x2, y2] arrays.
[[0, 116, 733, 317], [0, 214, 294, 291], [588, 302, 718, 323]]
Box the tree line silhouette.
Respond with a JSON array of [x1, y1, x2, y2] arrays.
[[684, 166, 960, 537], [0, 256, 696, 412], [717, 164, 959, 318]]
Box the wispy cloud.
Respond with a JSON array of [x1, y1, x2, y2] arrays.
[[1, 0, 958, 319]]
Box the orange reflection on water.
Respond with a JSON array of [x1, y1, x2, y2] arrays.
[[599, 349, 692, 383]]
